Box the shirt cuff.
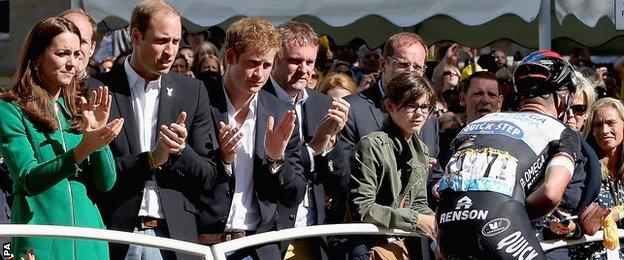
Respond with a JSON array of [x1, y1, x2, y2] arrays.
[[306, 145, 316, 172], [222, 160, 233, 177], [269, 161, 283, 174]]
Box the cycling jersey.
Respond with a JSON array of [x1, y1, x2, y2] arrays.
[[436, 112, 580, 260], [438, 112, 579, 203]]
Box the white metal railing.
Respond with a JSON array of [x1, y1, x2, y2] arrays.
[[541, 229, 624, 251], [211, 223, 624, 260], [0, 224, 214, 260], [0, 223, 623, 260], [210, 223, 421, 260]]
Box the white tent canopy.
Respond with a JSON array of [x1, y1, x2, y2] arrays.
[[83, 0, 623, 52]]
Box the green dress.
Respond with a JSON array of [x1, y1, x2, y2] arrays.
[[0, 98, 116, 259]]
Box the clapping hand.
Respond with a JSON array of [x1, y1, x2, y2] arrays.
[[74, 86, 124, 164], [218, 121, 243, 164], [309, 98, 350, 155], [265, 110, 296, 161], [151, 112, 188, 167]]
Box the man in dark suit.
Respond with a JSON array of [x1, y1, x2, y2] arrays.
[[89, 2, 218, 259], [263, 21, 350, 259], [197, 17, 307, 260], [338, 32, 441, 259]]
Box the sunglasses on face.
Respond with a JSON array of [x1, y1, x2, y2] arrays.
[[568, 104, 587, 116], [443, 71, 460, 77]]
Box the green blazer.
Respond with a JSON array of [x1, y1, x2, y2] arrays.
[[0, 98, 115, 260]]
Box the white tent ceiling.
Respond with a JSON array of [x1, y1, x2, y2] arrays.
[[83, 0, 624, 52]]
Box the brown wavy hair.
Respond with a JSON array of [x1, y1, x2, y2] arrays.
[[2, 16, 84, 133]]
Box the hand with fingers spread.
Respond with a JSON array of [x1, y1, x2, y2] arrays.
[[265, 110, 297, 161], [151, 111, 188, 167], [82, 86, 112, 129], [218, 121, 244, 164], [309, 98, 350, 155], [74, 86, 124, 164]]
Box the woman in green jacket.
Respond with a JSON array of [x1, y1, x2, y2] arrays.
[[0, 17, 124, 259], [346, 72, 437, 256]]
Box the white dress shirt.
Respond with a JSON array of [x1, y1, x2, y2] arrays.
[[124, 58, 165, 219], [223, 86, 261, 231], [270, 77, 316, 227]]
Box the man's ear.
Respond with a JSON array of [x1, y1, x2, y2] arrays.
[[89, 41, 96, 57], [380, 56, 387, 75], [130, 28, 141, 45], [459, 91, 466, 107], [225, 48, 236, 65]]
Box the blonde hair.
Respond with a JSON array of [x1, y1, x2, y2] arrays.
[[583, 97, 624, 180], [225, 17, 282, 57], [432, 63, 460, 86], [317, 72, 357, 95], [574, 71, 597, 110], [276, 21, 319, 48]]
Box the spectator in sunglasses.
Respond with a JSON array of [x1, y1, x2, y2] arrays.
[[433, 64, 461, 94]]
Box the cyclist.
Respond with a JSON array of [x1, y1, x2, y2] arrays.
[[436, 50, 581, 259]]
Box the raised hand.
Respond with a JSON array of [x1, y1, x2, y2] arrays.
[[358, 72, 379, 92], [265, 110, 296, 161], [218, 121, 244, 164], [82, 86, 111, 129], [309, 98, 350, 155], [74, 86, 124, 164]]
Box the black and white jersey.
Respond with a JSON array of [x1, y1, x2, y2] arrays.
[[438, 112, 580, 202]]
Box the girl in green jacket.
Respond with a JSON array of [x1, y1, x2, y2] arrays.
[[347, 72, 437, 256], [0, 16, 124, 259]]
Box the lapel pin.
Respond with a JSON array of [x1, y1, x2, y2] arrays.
[[166, 87, 173, 97]]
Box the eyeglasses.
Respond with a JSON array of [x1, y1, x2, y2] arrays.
[[568, 104, 587, 116], [442, 71, 460, 77], [386, 56, 427, 73], [403, 103, 435, 114]]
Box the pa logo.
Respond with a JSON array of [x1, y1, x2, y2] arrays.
[[481, 218, 511, 237], [2, 242, 10, 257]]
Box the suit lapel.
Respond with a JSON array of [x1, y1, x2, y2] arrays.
[[255, 92, 270, 160], [208, 79, 229, 128], [156, 75, 178, 129], [110, 68, 141, 154], [362, 82, 385, 128], [302, 99, 319, 141]]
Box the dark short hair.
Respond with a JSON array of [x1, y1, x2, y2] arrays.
[[383, 72, 435, 112], [461, 71, 500, 94]]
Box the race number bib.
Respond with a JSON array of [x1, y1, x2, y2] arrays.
[[439, 147, 518, 196]]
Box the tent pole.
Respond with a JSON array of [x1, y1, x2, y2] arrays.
[[538, 0, 551, 50]]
